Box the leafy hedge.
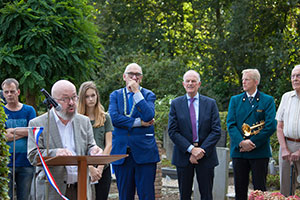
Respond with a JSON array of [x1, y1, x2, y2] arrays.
[[0, 101, 9, 199]]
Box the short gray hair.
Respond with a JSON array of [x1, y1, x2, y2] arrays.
[[242, 69, 260, 84], [183, 70, 201, 82], [293, 64, 300, 71], [1, 78, 19, 89]]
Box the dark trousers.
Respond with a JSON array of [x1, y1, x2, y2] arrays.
[[113, 152, 157, 200], [65, 183, 77, 200], [232, 157, 269, 200], [95, 165, 112, 200], [176, 163, 214, 200]]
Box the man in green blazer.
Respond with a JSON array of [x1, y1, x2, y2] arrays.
[[227, 69, 277, 200]]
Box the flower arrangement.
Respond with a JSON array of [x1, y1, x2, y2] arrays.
[[249, 190, 300, 200]]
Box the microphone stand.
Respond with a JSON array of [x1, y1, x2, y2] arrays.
[[42, 98, 52, 200], [12, 129, 16, 200], [12, 127, 34, 200]]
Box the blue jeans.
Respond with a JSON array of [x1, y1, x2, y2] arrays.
[[9, 166, 34, 200]]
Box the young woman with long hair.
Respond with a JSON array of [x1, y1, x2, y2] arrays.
[[78, 81, 113, 200]]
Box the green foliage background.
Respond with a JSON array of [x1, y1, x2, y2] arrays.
[[94, 0, 300, 112], [0, 0, 102, 108], [0, 101, 9, 200], [0, 0, 298, 192]]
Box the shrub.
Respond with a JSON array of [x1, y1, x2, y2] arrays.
[[267, 174, 280, 190], [0, 101, 9, 199], [155, 94, 176, 142]]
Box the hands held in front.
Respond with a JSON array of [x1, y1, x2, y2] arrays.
[[239, 139, 256, 152], [128, 79, 140, 93], [90, 145, 103, 156], [89, 165, 104, 182], [56, 146, 103, 156], [141, 118, 155, 127], [56, 148, 74, 156], [190, 147, 206, 164], [281, 147, 300, 163]]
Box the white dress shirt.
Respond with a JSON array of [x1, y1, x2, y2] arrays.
[[52, 109, 77, 184]]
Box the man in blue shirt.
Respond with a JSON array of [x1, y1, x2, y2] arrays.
[[2, 78, 36, 200]]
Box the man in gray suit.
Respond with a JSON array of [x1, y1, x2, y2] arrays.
[[27, 80, 103, 200]]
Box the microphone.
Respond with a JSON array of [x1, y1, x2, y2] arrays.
[[41, 88, 62, 111]]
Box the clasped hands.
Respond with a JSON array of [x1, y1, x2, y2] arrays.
[[281, 147, 300, 163], [89, 165, 104, 182], [190, 147, 206, 164], [239, 139, 256, 152]]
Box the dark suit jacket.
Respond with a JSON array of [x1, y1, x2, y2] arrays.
[[108, 87, 160, 165], [227, 91, 277, 159], [168, 94, 221, 168]]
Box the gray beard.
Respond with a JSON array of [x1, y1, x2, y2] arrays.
[[56, 108, 76, 121]]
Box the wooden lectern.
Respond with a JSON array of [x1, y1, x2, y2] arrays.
[[37, 155, 127, 200]]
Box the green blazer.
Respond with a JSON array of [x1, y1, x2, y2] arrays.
[[227, 91, 277, 159]]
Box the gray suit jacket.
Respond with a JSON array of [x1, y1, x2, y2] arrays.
[[27, 109, 96, 200]]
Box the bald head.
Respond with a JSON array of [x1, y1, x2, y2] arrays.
[[51, 80, 76, 98], [124, 63, 142, 74]]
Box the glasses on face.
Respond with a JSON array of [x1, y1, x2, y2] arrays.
[[56, 96, 79, 103], [3, 90, 17, 95], [126, 72, 143, 78], [291, 74, 300, 80]]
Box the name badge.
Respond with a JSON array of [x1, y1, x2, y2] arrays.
[[256, 109, 263, 112]]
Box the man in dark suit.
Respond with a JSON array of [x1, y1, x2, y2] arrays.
[[168, 70, 221, 200], [227, 69, 276, 200], [108, 63, 160, 200]]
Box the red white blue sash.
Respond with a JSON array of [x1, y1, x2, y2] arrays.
[[32, 127, 69, 200]]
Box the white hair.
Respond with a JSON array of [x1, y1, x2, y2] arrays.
[[242, 69, 260, 84], [183, 70, 201, 82], [124, 63, 142, 74]]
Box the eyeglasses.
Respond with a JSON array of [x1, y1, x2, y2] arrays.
[[55, 96, 79, 103], [291, 74, 300, 80], [126, 72, 143, 78]]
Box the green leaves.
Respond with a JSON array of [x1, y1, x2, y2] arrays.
[[0, 102, 9, 200], [0, 0, 102, 106]]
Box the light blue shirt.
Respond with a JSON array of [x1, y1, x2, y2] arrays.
[[186, 93, 199, 153], [126, 87, 144, 127]]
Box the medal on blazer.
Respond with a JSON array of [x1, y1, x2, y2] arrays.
[[123, 88, 142, 117]]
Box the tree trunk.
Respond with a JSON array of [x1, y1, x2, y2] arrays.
[[26, 90, 38, 116]]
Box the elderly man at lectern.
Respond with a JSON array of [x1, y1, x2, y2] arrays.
[[27, 80, 103, 200]]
